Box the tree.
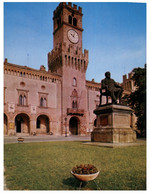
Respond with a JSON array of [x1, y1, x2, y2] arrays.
[[122, 65, 146, 137]]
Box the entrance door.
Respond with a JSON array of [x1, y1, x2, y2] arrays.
[[69, 117, 79, 135], [16, 116, 23, 133], [16, 120, 21, 133]]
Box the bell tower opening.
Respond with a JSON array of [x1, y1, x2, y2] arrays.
[[48, 2, 88, 75]]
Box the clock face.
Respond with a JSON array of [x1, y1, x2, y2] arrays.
[[67, 29, 79, 44]]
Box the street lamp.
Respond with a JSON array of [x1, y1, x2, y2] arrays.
[[65, 117, 67, 137]]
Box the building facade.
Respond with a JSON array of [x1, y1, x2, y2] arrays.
[[4, 3, 101, 136], [4, 2, 136, 136]]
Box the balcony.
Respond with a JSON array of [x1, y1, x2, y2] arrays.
[[67, 108, 84, 116]]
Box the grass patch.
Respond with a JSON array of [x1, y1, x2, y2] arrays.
[[4, 141, 146, 190]]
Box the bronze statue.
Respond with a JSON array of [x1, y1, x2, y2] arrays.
[[100, 71, 123, 105]]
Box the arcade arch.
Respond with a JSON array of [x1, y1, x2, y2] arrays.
[[36, 115, 50, 134], [15, 113, 30, 134]]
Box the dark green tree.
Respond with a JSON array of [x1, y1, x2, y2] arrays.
[[122, 65, 146, 137]]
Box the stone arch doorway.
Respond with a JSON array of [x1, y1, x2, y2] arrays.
[[69, 117, 79, 135], [15, 113, 30, 134], [36, 115, 50, 134], [4, 114, 8, 135]]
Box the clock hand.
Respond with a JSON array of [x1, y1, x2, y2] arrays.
[[71, 33, 75, 37]]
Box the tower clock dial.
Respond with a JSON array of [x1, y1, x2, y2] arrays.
[[67, 29, 79, 44]]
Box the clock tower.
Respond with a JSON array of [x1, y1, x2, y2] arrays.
[[48, 2, 89, 135]]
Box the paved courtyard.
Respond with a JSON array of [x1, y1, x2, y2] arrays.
[[4, 135, 91, 144], [4, 135, 146, 147]]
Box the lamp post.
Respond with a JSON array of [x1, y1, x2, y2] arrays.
[[65, 117, 67, 137]]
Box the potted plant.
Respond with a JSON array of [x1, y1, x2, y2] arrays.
[[71, 164, 99, 182]]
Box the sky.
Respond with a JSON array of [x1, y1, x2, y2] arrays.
[[3, 1, 146, 83]]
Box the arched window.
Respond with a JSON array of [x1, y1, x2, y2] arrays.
[[43, 98, 47, 107], [40, 97, 44, 107], [72, 100, 77, 109], [23, 95, 26, 105], [19, 95, 26, 105], [73, 77, 77, 86], [19, 95, 23, 105], [69, 15, 72, 24], [73, 18, 77, 26], [40, 97, 47, 107], [74, 101, 77, 108], [72, 101, 74, 108]]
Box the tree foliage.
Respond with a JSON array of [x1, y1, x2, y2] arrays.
[[122, 65, 146, 137]]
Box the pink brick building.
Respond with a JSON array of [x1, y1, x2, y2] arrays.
[[4, 3, 135, 136], [4, 3, 101, 136]]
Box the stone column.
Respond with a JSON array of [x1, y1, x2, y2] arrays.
[[30, 119, 36, 135], [8, 121, 15, 136]]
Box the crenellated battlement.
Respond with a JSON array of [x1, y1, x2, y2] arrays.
[[48, 44, 62, 61], [48, 43, 88, 74], [53, 2, 82, 18], [48, 43, 88, 59], [4, 59, 61, 84], [122, 71, 136, 92]]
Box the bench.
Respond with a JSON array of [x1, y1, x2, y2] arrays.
[[17, 137, 24, 143]]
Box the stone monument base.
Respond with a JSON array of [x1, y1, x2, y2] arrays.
[[91, 104, 136, 143]]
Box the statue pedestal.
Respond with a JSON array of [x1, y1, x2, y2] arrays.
[[91, 104, 136, 143]]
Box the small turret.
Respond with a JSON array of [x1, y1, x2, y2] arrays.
[[40, 65, 46, 71], [4, 58, 8, 64]]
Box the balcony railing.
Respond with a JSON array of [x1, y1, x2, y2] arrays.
[[67, 108, 84, 116]]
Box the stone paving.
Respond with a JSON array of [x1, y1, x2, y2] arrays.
[[83, 141, 146, 148], [4, 134, 91, 144]]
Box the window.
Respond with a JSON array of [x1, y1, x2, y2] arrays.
[[43, 98, 47, 107], [71, 89, 78, 109], [19, 95, 23, 105], [40, 97, 47, 107], [40, 97, 43, 107], [68, 15, 77, 26], [17, 89, 28, 106], [73, 77, 77, 87], [24, 95, 26, 105], [73, 18, 77, 26], [19, 95, 27, 106], [69, 15, 72, 24], [72, 100, 77, 108]]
